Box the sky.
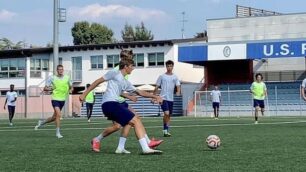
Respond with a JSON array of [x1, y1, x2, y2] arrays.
[[1, 0, 306, 47]]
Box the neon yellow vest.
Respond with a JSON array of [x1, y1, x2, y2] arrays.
[[85, 91, 94, 103], [252, 82, 266, 100], [114, 65, 129, 103], [52, 75, 70, 101]]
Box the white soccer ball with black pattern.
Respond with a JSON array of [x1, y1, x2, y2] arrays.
[[206, 135, 221, 149]]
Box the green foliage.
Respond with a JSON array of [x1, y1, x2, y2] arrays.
[[121, 22, 154, 42], [71, 21, 114, 45], [0, 38, 25, 50], [135, 22, 154, 41]]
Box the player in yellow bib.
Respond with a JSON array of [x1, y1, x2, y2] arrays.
[[35, 65, 73, 138], [85, 84, 95, 122], [250, 73, 267, 124]]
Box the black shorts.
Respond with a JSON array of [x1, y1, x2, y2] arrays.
[[253, 99, 265, 108], [161, 100, 174, 115], [102, 102, 135, 127], [86, 102, 93, 109], [51, 100, 65, 110], [212, 102, 220, 109]]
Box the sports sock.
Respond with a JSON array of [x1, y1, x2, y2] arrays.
[[96, 134, 103, 141], [144, 134, 151, 143], [117, 137, 127, 150], [139, 138, 150, 151]]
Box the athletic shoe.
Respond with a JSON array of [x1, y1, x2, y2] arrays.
[[115, 148, 131, 154], [56, 134, 63, 139], [34, 120, 43, 130], [88, 119, 91, 123], [255, 121, 258, 124], [91, 138, 100, 152], [164, 133, 172, 137], [142, 149, 163, 155], [148, 138, 164, 149], [9, 123, 13, 126]]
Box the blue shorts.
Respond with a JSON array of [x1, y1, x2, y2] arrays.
[[119, 101, 129, 108], [253, 99, 265, 108], [86, 102, 93, 109], [102, 101, 135, 127], [161, 100, 173, 115], [212, 102, 220, 109], [51, 100, 65, 110]]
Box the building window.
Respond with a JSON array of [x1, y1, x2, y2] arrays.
[[133, 53, 144, 67], [59, 57, 63, 65], [0, 59, 25, 79], [30, 58, 49, 78], [91, 55, 103, 69], [148, 52, 164, 66], [107, 55, 119, 68]]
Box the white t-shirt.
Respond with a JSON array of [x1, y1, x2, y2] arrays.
[[101, 69, 136, 104], [302, 78, 306, 90], [210, 90, 221, 103], [156, 73, 180, 101], [6, 91, 17, 106]]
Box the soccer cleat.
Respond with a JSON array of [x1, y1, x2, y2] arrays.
[[163, 132, 172, 137], [56, 134, 63, 139], [254, 121, 258, 124], [88, 119, 91, 123], [148, 138, 164, 149], [115, 148, 131, 154], [34, 120, 43, 130], [91, 138, 100, 152], [142, 148, 163, 155]]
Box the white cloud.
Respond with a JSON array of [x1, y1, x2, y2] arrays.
[[0, 9, 16, 21], [68, 3, 168, 21]]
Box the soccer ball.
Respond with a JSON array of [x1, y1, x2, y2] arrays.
[[206, 135, 221, 149]]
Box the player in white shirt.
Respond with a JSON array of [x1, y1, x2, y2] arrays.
[[301, 78, 306, 101], [210, 85, 221, 119], [3, 84, 17, 126], [80, 59, 164, 154], [153, 60, 181, 137]]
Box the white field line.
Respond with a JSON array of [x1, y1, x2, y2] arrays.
[[0, 120, 306, 132]]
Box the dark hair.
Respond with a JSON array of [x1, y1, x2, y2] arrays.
[[57, 64, 64, 69], [165, 60, 174, 66], [119, 59, 134, 70], [10, 84, 14, 87], [86, 84, 90, 88], [255, 73, 263, 79], [120, 49, 133, 60]]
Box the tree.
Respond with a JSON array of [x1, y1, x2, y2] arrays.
[[0, 38, 25, 50], [134, 22, 154, 41], [121, 23, 135, 42], [71, 21, 114, 45]]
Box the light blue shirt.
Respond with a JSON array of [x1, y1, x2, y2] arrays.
[[101, 69, 136, 104], [156, 73, 180, 101]]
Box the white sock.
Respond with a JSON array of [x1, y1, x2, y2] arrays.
[[96, 134, 103, 141], [56, 128, 60, 135], [117, 137, 127, 150], [144, 134, 151, 144], [163, 130, 168, 134], [139, 138, 150, 151]]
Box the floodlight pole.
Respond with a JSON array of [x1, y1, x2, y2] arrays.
[[53, 0, 59, 74]]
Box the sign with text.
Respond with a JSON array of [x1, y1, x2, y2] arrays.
[[247, 41, 306, 59]]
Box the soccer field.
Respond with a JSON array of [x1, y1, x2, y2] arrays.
[[1, 116, 306, 172]]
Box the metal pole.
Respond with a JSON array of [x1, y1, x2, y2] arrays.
[[53, 0, 59, 74], [194, 91, 197, 117], [275, 86, 278, 116], [300, 85, 302, 116]]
